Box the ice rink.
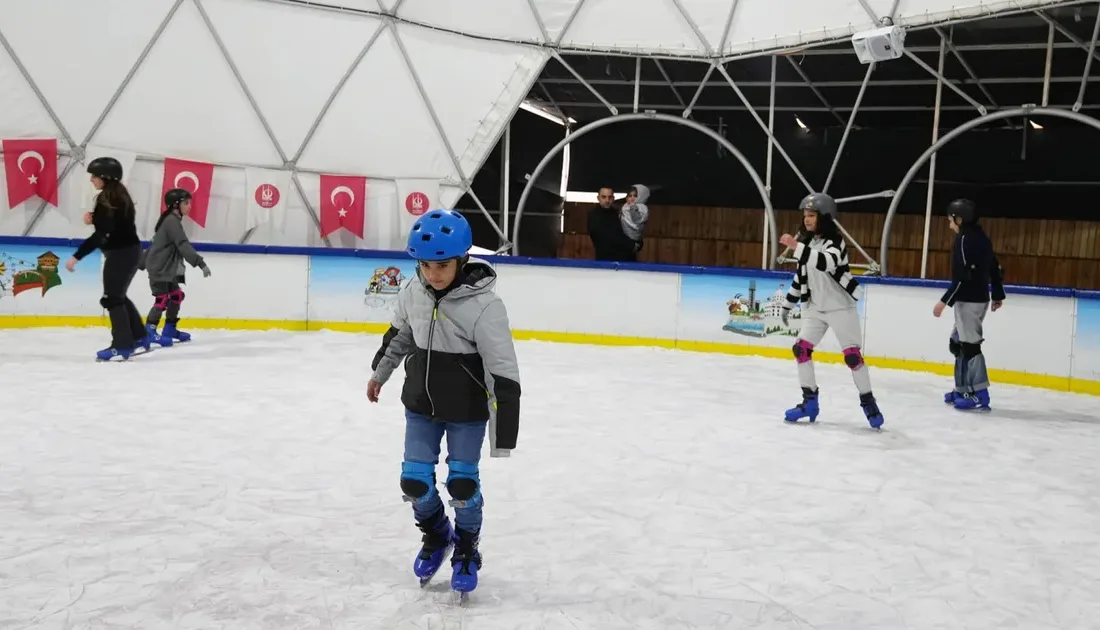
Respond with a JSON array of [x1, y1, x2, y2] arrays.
[[2, 328, 1099, 629]]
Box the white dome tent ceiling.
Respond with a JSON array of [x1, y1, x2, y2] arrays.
[[0, 0, 1071, 249]]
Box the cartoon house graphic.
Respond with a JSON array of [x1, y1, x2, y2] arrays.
[[10, 250, 63, 297]]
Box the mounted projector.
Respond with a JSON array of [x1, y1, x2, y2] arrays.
[[851, 25, 906, 64]]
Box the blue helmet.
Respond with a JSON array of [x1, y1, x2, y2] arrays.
[[406, 209, 473, 261]]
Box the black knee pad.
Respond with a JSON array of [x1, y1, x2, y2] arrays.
[[961, 341, 982, 359], [100, 295, 125, 309], [446, 478, 479, 501], [949, 338, 961, 357], [400, 477, 431, 500]]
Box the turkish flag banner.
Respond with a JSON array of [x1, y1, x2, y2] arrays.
[[319, 174, 366, 238], [161, 157, 215, 227], [2, 138, 59, 209]]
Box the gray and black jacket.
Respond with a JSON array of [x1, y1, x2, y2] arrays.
[[371, 259, 521, 453], [139, 210, 205, 283]]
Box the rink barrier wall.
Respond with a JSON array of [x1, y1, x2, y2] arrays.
[[1, 236, 1098, 396]]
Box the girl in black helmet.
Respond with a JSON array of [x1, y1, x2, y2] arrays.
[[139, 188, 211, 346], [66, 156, 149, 361]]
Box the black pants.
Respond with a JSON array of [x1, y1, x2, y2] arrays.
[[101, 246, 146, 349]]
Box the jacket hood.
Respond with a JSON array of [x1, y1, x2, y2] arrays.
[[631, 184, 650, 204], [416, 256, 497, 298]]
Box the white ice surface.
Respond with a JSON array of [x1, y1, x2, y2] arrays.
[[2, 328, 1100, 629]]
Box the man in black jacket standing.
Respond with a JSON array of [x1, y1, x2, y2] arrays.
[[933, 199, 1006, 412], [587, 186, 637, 262]]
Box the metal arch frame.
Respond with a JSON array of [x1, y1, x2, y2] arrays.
[[509, 112, 780, 269], [878, 106, 1100, 276]]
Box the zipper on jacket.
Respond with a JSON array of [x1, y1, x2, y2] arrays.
[[424, 300, 440, 417]]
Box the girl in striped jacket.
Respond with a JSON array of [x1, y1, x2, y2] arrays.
[[778, 192, 884, 429]]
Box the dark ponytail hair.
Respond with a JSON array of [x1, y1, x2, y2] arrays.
[[154, 205, 177, 232], [95, 180, 135, 219]]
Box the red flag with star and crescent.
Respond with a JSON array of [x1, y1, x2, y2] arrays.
[[319, 174, 366, 238], [2, 138, 59, 209], [161, 157, 215, 227]]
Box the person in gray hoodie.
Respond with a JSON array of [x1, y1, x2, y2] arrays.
[[620, 184, 650, 253], [367, 209, 520, 599], [139, 188, 211, 346]]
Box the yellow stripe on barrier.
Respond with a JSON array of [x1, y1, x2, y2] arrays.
[[2, 315, 1097, 396]]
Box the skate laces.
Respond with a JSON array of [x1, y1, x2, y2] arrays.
[[452, 531, 481, 572]]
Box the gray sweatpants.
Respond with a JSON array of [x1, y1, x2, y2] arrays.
[[951, 301, 990, 393], [796, 306, 873, 395]]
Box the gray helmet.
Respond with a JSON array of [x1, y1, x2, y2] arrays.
[[946, 198, 978, 224], [799, 192, 837, 217]]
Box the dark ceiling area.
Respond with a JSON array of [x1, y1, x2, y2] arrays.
[[527, 4, 1100, 132]]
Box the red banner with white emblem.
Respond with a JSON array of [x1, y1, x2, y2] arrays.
[[2, 138, 59, 208], [161, 157, 215, 227], [319, 174, 366, 238]]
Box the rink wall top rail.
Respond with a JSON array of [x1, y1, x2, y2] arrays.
[[3, 235, 1097, 301]]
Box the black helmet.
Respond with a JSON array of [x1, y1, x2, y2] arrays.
[[164, 188, 192, 211], [946, 198, 978, 224], [87, 156, 123, 181], [799, 192, 837, 218]]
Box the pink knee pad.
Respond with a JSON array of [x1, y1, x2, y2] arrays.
[[843, 346, 865, 370], [792, 339, 814, 364], [168, 289, 185, 305], [153, 293, 170, 310]]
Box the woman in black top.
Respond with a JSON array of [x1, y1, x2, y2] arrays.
[[65, 157, 150, 360]]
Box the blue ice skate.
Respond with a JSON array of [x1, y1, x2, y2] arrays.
[[148, 323, 173, 347], [784, 387, 820, 423], [414, 513, 454, 586], [96, 347, 133, 361], [162, 322, 191, 343], [859, 391, 885, 429], [450, 528, 482, 597], [944, 390, 962, 404], [953, 389, 991, 412]]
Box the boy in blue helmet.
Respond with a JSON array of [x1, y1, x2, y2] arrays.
[[367, 209, 521, 598]]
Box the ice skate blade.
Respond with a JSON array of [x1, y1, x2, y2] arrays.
[[453, 590, 471, 605]]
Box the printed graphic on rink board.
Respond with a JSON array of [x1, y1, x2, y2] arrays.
[[677, 272, 867, 349], [307, 255, 418, 323], [1072, 295, 1100, 380], [0, 244, 101, 315]]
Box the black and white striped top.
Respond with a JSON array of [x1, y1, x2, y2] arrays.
[[783, 234, 862, 309]]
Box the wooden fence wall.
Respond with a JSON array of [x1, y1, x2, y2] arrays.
[[557, 204, 1100, 290]]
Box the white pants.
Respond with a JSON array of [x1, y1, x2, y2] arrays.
[[795, 306, 872, 395]]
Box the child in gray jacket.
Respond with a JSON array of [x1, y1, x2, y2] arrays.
[[139, 188, 211, 346]]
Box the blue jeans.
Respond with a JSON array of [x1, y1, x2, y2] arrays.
[[402, 410, 488, 532]]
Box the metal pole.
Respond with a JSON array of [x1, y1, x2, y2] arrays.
[[391, 23, 508, 244], [920, 35, 947, 279], [836, 190, 895, 204], [1043, 21, 1055, 106], [903, 50, 988, 114], [511, 112, 778, 269], [633, 57, 641, 113], [682, 64, 716, 118], [502, 122, 511, 250], [553, 52, 618, 115], [715, 63, 815, 193], [823, 62, 874, 194], [1074, 0, 1100, 112], [763, 54, 776, 269], [880, 107, 1100, 276]]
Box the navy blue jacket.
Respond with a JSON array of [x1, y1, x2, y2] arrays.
[[941, 224, 1006, 306]]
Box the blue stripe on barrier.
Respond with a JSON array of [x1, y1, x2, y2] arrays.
[[0, 235, 1083, 298]]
